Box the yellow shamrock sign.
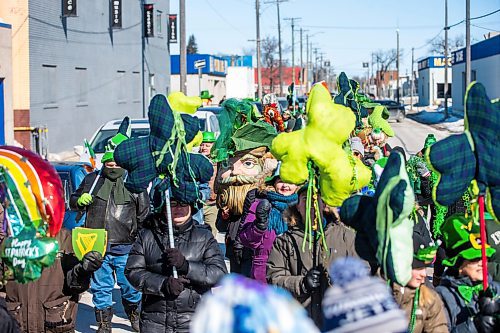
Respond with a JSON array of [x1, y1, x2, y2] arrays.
[[271, 82, 371, 206]]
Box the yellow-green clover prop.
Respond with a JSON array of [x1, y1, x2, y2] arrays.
[[271, 82, 371, 207]]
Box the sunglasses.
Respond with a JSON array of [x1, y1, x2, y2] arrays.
[[353, 151, 362, 157], [170, 201, 189, 208]]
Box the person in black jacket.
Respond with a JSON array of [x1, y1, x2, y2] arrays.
[[70, 134, 150, 333], [125, 182, 228, 333]]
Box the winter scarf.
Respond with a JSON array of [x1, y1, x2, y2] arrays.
[[266, 191, 298, 235], [96, 167, 131, 205]]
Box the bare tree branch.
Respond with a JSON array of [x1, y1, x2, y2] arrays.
[[428, 34, 465, 55]]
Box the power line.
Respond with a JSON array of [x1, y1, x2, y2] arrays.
[[205, 0, 249, 38], [472, 24, 499, 32], [301, 24, 441, 30], [471, 8, 500, 20], [29, 15, 140, 34]]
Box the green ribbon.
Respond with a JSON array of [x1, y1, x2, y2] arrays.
[[457, 284, 483, 303]]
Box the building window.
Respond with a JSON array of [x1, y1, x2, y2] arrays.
[[156, 11, 163, 36], [437, 83, 451, 99], [42, 65, 57, 107], [132, 71, 141, 103], [75, 67, 88, 105], [117, 70, 126, 103]]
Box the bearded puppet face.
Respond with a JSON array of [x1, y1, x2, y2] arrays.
[[215, 147, 276, 216]]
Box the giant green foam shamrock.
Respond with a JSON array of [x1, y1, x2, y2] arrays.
[[426, 82, 499, 222], [340, 151, 415, 286], [271, 82, 371, 207]]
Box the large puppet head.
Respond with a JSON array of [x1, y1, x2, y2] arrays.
[[212, 98, 278, 216], [0, 147, 65, 283]]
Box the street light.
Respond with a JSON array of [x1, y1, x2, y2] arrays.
[[396, 28, 400, 104]]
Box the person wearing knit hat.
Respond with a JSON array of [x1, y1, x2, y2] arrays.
[[322, 257, 408, 333], [70, 117, 150, 332], [190, 274, 319, 333], [391, 219, 448, 333], [436, 215, 500, 333], [350, 137, 365, 160]]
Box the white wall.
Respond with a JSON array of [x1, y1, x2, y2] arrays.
[[171, 74, 226, 104], [452, 54, 500, 112], [418, 67, 452, 106], [226, 67, 254, 99]]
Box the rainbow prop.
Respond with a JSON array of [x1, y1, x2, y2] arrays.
[[0, 146, 65, 283]]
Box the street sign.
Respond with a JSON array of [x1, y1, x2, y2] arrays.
[[194, 60, 206, 69]]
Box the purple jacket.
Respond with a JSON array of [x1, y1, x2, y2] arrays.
[[239, 200, 277, 283]]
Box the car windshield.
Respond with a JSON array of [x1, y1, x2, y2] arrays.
[[91, 128, 150, 153]]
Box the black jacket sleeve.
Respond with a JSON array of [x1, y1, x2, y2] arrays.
[[125, 231, 169, 297], [186, 232, 227, 287], [69, 172, 98, 211], [135, 191, 150, 231]]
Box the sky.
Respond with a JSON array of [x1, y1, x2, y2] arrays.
[[169, 0, 500, 77]]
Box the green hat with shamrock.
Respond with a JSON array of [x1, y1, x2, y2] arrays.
[[101, 117, 131, 163], [440, 214, 495, 267]]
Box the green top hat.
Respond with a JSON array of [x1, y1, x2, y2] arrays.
[[200, 90, 214, 99], [424, 134, 437, 149], [202, 131, 216, 143], [441, 214, 496, 267]]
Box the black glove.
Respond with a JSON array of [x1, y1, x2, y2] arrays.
[[255, 199, 271, 231], [81, 251, 103, 273], [233, 245, 243, 266], [164, 248, 188, 273], [474, 315, 497, 333], [161, 276, 189, 297], [478, 293, 500, 316], [302, 269, 321, 293]]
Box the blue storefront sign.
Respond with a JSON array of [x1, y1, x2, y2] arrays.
[[171, 54, 227, 76]]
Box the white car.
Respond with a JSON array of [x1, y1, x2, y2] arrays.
[[84, 112, 219, 169]]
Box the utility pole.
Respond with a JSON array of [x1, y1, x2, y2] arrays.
[[256, 0, 263, 99], [313, 48, 319, 82], [444, 0, 449, 118], [396, 29, 400, 104], [179, 0, 187, 94], [410, 47, 414, 112], [300, 28, 303, 94], [284, 17, 300, 86], [306, 34, 309, 91], [264, 0, 287, 95], [465, 0, 471, 87]]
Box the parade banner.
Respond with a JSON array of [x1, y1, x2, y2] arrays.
[[111, 0, 122, 29], [144, 4, 154, 37], [168, 14, 178, 43], [72, 227, 107, 260], [62, 0, 77, 17]]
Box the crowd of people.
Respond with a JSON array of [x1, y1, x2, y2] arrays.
[[0, 76, 498, 333]]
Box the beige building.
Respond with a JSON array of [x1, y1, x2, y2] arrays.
[[0, 1, 31, 147], [0, 19, 14, 145]]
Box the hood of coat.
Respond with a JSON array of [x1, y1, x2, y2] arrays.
[[152, 217, 194, 236]]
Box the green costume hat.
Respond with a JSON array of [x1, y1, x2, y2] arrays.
[[441, 214, 495, 267], [413, 218, 437, 269], [101, 117, 131, 163], [202, 131, 216, 143], [212, 98, 277, 162], [200, 90, 214, 100]]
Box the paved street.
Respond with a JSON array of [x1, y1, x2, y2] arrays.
[[387, 118, 450, 155]]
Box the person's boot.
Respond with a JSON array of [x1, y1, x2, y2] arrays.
[[95, 307, 112, 333], [122, 299, 140, 332]]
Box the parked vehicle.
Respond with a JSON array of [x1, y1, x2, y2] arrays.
[[87, 112, 220, 169], [87, 118, 150, 168], [52, 161, 91, 230], [373, 99, 406, 122]]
